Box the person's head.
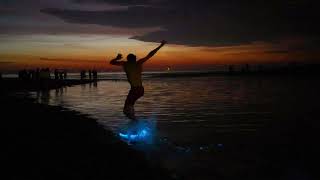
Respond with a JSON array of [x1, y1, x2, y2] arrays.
[[127, 53, 136, 63]]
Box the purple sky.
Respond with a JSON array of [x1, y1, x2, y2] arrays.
[[0, 0, 319, 71]]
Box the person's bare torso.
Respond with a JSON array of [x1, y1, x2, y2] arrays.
[[123, 62, 143, 87]]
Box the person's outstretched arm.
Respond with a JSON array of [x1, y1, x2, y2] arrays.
[[138, 40, 166, 64], [110, 53, 125, 66]]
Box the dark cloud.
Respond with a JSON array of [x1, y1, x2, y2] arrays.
[[41, 6, 167, 28], [0, 0, 153, 36], [41, 0, 320, 47], [72, 0, 153, 6]]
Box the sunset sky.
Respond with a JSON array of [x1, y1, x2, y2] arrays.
[[0, 0, 319, 71]]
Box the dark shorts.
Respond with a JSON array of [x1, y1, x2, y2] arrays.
[[125, 86, 144, 106]]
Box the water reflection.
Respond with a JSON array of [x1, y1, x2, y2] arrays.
[[36, 90, 50, 104], [30, 76, 320, 179], [31, 76, 318, 145], [32, 77, 269, 143]]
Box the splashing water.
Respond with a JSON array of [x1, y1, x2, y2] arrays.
[[118, 117, 157, 144]]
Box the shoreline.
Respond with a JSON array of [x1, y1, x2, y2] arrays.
[[0, 79, 97, 92], [3, 86, 173, 179]]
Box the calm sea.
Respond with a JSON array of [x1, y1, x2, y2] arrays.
[[31, 72, 319, 179]]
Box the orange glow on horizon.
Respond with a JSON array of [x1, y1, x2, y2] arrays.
[[1, 35, 319, 71]]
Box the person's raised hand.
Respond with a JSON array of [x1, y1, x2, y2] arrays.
[[116, 53, 122, 60], [161, 40, 167, 45]]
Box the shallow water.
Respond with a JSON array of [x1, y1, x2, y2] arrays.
[[31, 74, 319, 179]]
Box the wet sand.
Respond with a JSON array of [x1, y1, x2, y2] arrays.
[[2, 79, 172, 180]]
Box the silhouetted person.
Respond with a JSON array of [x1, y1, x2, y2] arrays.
[[45, 68, 51, 79], [63, 71, 67, 79], [228, 65, 235, 74], [26, 70, 32, 80], [19, 70, 23, 80], [54, 69, 59, 80], [19, 69, 28, 80], [39, 68, 44, 79], [245, 64, 250, 72], [109, 40, 166, 120], [39, 68, 50, 79], [29, 70, 36, 80], [258, 65, 264, 73], [59, 71, 63, 80], [92, 70, 98, 80], [89, 70, 92, 80], [0, 72, 2, 80], [80, 70, 86, 80], [18, 70, 22, 79], [35, 68, 40, 80]]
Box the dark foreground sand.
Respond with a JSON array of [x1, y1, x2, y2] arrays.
[[2, 88, 172, 180]]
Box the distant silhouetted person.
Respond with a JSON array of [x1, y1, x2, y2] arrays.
[[59, 71, 63, 80], [63, 71, 67, 79], [40, 68, 51, 79], [46, 68, 50, 79], [35, 68, 40, 80], [109, 40, 166, 120], [258, 65, 264, 73], [19, 69, 29, 80], [245, 64, 250, 73], [80, 70, 86, 80], [89, 70, 92, 80], [29, 70, 35, 80], [92, 70, 98, 80], [241, 64, 250, 73], [54, 69, 59, 80], [228, 65, 235, 74], [26, 70, 32, 80], [39, 68, 45, 79]]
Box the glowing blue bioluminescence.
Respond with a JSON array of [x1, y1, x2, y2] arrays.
[[118, 119, 156, 144], [119, 128, 149, 140]]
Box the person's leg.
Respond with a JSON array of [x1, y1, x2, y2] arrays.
[[123, 87, 144, 120], [129, 87, 144, 119], [123, 89, 136, 120]]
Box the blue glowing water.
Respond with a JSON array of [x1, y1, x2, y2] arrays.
[[118, 119, 156, 144]]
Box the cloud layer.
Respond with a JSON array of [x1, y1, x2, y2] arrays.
[[41, 0, 320, 47], [1, 0, 319, 48]]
